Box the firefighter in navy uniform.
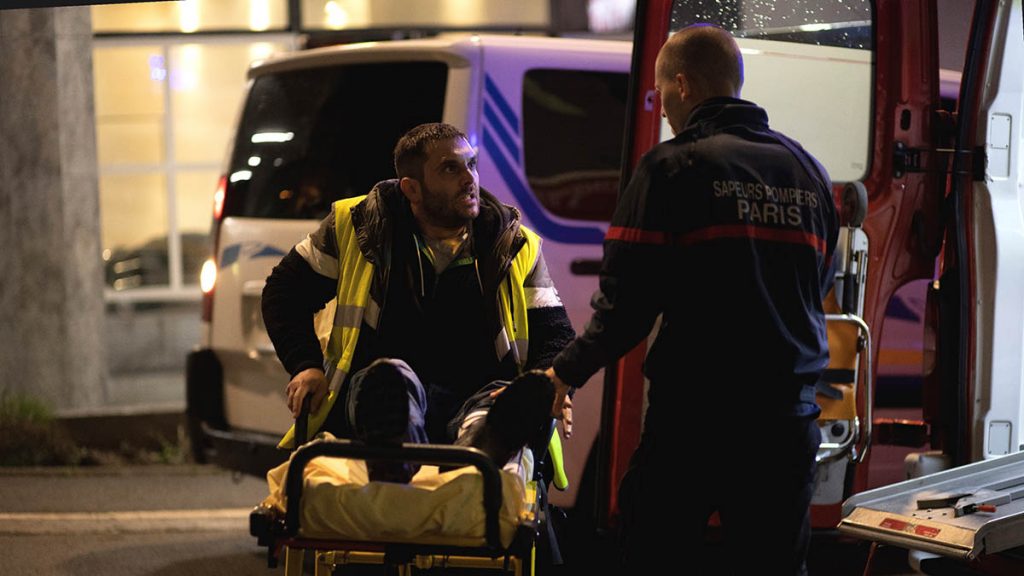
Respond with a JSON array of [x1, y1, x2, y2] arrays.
[[547, 25, 838, 574]]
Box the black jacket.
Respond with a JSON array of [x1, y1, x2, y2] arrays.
[[553, 98, 838, 412]]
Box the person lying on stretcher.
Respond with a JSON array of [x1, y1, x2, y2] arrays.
[[342, 358, 555, 483]]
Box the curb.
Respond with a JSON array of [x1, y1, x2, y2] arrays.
[[57, 409, 186, 452], [0, 508, 252, 535], [0, 463, 228, 477]]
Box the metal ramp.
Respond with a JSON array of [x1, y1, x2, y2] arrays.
[[839, 451, 1024, 561]]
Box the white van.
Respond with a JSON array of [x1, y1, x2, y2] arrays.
[[186, 34, 632, 507]]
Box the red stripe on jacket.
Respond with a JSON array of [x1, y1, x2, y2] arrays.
[[606, 224, 826, 253], [605, 226, 671, 244]]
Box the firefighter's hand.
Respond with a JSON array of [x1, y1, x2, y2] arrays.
[[286, 368, 328, 418], [546, 368, 573, 439]]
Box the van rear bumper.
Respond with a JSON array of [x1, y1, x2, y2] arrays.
[[186, 348, 289, 476], [202, 424, 289, 477]]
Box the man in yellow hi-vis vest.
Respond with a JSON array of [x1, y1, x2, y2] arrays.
[[262, 123, 575, 472]]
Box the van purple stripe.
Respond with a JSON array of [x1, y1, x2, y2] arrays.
[[484, 75, 520, 136], [483, 101, 520, 164]]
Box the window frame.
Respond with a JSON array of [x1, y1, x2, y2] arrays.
[[95, 33, 299, 304]]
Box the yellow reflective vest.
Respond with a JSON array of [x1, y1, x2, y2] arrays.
[[279, 195, 537, 449]]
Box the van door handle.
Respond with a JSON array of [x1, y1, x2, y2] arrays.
[[242, 280, 265, 297], [242, 280, 265, 337], [570, 258, 602, 276]]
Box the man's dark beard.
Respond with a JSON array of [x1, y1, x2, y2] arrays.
[[420, 181, 474, 229]]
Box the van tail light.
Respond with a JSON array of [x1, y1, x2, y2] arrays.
[[200, 258, 218, 294], [200, 258, 217, 321], [202, 175, 228, 322]]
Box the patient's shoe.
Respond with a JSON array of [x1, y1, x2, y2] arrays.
[[469, 370, 555, 466], [348, 358, 427, 483], [490, 370, 555, 446]]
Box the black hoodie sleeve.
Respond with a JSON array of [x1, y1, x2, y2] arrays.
[[522, 247, 576, 371], [261, 248, 337, 377]]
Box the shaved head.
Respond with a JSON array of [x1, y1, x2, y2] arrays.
[[654, 24, 744, 134], [657, 24, 744, 97]]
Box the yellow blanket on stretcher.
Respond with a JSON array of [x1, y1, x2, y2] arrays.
[[261, 442, 535, 548]]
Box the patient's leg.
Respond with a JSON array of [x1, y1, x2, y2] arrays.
[[347, 358, 429, 482], [453, 370, 555, 466]]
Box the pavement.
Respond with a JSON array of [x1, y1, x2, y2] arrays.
[[0, 462, 910, 576], [0, 308, 287, 574], [52, 368, 187, 453], [6, 344, 921, 575], [0, 464, 279, 576], [0, 452, 923, 575], [0, 464, 267, 529]]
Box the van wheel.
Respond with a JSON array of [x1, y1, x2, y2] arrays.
[[185, 349, 225, 464]]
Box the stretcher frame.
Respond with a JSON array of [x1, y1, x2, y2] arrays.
[[840, 449, 1024, 569], [250, 437, 542, 575], [817, 311, 873, 465], [816, 211, 873, 467], [812, 185, 874, 508]]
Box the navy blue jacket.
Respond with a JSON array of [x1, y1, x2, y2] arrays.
[[553, 97, 838, 413]]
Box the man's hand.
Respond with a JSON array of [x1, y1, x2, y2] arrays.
[[545, 367, 573, 439], [286, 367, 328, 418]]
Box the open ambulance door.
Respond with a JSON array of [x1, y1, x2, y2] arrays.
[[597, 0, 943, 530], [931, 0, 1024, 470]]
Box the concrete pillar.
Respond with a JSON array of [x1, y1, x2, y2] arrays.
[[0, 7, 106, 412]]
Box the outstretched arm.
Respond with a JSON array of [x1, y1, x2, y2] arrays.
[[550, 154, 671, 407]]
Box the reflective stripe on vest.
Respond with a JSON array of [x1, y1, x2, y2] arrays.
[[497, 226, 539, 366], [279, 195, 374, 449]]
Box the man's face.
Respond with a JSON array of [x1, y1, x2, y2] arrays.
[[417, 137, 480, 229], [655, 52, 687, 136]]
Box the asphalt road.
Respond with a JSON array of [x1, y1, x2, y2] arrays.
[[1, 532, 273, 576], [0, 465, 278, 576], [0, 464, 921, 575]]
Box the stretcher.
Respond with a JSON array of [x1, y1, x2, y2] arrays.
[[839, 449, 1024, 572], [250, 413, 549, 575], [813, 182, 874, 507]]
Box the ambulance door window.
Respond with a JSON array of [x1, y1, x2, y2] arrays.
[[667, 0, 874, 183]]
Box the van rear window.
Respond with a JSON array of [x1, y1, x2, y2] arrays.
[[223, 61, 448, 219]]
